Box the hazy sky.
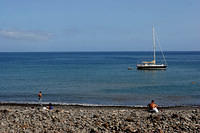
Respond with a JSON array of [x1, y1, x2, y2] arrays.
[[0, 0, 199, 52]]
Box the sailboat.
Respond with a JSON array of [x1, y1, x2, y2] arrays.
[[136, 26, 167, 70]]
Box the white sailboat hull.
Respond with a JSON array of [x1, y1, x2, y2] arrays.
[[136, 64, 167, 70]]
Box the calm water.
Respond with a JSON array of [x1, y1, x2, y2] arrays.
[[0, 51, 200, 106]]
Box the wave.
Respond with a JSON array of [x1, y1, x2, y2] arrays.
[[0, 101, 200, 108]]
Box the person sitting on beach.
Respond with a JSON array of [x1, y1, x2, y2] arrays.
[[48, 103, 53, 110], [148, 100, 159, 113], [43, 103, 53, 110]]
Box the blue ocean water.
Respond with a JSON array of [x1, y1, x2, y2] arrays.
[[0, 51, 200, 106]]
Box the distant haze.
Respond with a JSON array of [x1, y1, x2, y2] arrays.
[[0, 0, 200, 52]]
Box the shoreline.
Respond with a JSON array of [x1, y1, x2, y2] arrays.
[[1, 101, 200, 109]]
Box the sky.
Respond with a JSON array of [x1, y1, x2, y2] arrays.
[[0, 0, 199, 52]]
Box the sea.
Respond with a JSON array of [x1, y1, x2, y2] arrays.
[[0, 51, 200, 106]]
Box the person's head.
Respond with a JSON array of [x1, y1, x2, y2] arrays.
[[40, 91, 41, 93], [151, 100, 154, 103]]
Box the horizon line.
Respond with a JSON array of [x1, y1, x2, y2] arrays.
[[0, 50, 200, 53]]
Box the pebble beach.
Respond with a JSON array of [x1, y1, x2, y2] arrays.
[[0, 103, 199, 133]]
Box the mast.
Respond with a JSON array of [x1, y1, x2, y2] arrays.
[[152, 25, 156, 64]]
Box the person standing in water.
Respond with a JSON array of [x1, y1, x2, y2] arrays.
[[38, 91, 42, 104]]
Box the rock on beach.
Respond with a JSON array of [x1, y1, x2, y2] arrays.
[[0, 104, 199, 132]]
